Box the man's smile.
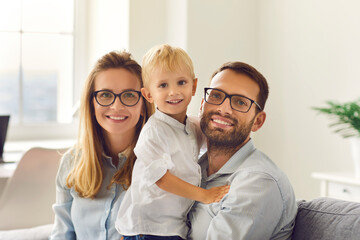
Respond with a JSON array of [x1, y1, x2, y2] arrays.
[[211, 115, 234, 128]]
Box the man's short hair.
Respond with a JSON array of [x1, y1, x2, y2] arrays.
[[142, 44, 195, 87], [211, 62, 269, 111]]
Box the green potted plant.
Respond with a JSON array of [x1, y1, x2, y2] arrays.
[[313, 99, 360, 177]]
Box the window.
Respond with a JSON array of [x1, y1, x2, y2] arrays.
[[0, 0, 85, 140]]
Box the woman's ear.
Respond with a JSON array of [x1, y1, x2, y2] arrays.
[[141, 88, 154, 103], [251, 111, 266, 132]]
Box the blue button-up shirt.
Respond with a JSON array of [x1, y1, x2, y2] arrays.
[[50, 149, 127, 240], [187, 140, 297, 240]]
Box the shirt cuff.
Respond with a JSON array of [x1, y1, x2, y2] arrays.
[[143, 153, 175, 186]]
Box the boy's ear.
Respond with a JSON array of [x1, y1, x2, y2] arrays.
[[141, 88, 154, 103], [192, 78, 198, 96]]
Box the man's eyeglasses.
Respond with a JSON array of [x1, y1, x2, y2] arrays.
[[93, 90, 142, 107], [204, 88, 262, 113]]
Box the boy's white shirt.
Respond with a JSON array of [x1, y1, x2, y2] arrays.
[[115, 109, 203, 238]]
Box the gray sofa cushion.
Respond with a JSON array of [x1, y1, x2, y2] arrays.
[[292, 197, 360, 240]]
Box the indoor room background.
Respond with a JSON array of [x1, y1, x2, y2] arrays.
[[3, 0, 360, 201]]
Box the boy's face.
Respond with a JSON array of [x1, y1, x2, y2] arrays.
[[141, 65, 197, 123]]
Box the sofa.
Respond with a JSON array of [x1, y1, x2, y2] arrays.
[[0, 197, 359, 239], [292, 197, 360, 240]]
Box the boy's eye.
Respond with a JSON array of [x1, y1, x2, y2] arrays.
[[178, 80, 187, 86], [159, 83, 167, 88]]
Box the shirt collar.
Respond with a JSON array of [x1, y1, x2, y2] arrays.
[[153, 109, 191, 134], [102, 147, 131, 169], [199, 139, 256, 179]]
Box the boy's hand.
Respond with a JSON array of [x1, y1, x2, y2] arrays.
[[201, 185, 230, 204]]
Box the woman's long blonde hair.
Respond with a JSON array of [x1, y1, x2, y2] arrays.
[[66, 51, 154, 198]]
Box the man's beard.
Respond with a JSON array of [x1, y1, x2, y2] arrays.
[[200, 110, 254, 150]]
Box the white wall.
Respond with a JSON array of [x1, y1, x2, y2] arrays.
[[89, 0, 360, 200], [88, 0, 129, 66], [186, 0, 259, 115], [257, 0, 360, 200], [128, 0, 187, 61], [127, 0, 259, 114]]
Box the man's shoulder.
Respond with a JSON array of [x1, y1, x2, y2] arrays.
[[237, 148, 283, 181], [229, 148, 296, 202], [229, 148, 297, 223]]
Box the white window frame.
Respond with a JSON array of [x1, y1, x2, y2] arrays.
[[7, 0, 88, 141]]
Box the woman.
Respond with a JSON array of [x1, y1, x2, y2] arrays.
[[50, 51, 154, 239]]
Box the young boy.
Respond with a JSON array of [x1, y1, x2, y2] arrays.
[[115, 44, 229, 240]]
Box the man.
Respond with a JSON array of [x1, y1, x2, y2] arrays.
[[187, 62, 297, 239]]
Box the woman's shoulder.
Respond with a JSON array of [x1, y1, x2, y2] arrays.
[[56, 147, 79, 185], [59, 147, 78, 168]]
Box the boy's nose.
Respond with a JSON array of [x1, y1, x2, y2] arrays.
[[169, 87, 179, 96]]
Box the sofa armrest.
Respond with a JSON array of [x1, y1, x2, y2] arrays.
[[292, 197, 360, 240], [0, 224, 53, 240]]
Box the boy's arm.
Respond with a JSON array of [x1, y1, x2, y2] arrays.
[[156, 171, 229, 204]]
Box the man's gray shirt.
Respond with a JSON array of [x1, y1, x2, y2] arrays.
[[187, 140, 297, 240]]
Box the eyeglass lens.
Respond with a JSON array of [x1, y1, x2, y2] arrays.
[[95, 90, 140, 106], [205, 88, 252, 112]]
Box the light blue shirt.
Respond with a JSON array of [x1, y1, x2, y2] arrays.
[[187, 140, 297, 240], [50, 149, 127, 240]]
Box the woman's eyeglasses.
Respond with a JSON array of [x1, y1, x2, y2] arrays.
[[93, 90, 142, 107], [204, 88, 262, 113]]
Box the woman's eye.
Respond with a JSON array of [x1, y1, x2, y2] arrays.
[[123, 92, 135, 98], [101, 92, 112, 98]]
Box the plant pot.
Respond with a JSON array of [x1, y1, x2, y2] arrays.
[[350, 138, 360, 178]]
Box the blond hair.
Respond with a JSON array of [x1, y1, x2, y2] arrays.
[[66, 51, 154, 198], [141, 44, 195, 87]]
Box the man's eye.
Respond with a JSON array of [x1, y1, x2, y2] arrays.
[[233, 97, 249, 107], [210, 93, 222, 99], [236, 100, 247, 106]]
